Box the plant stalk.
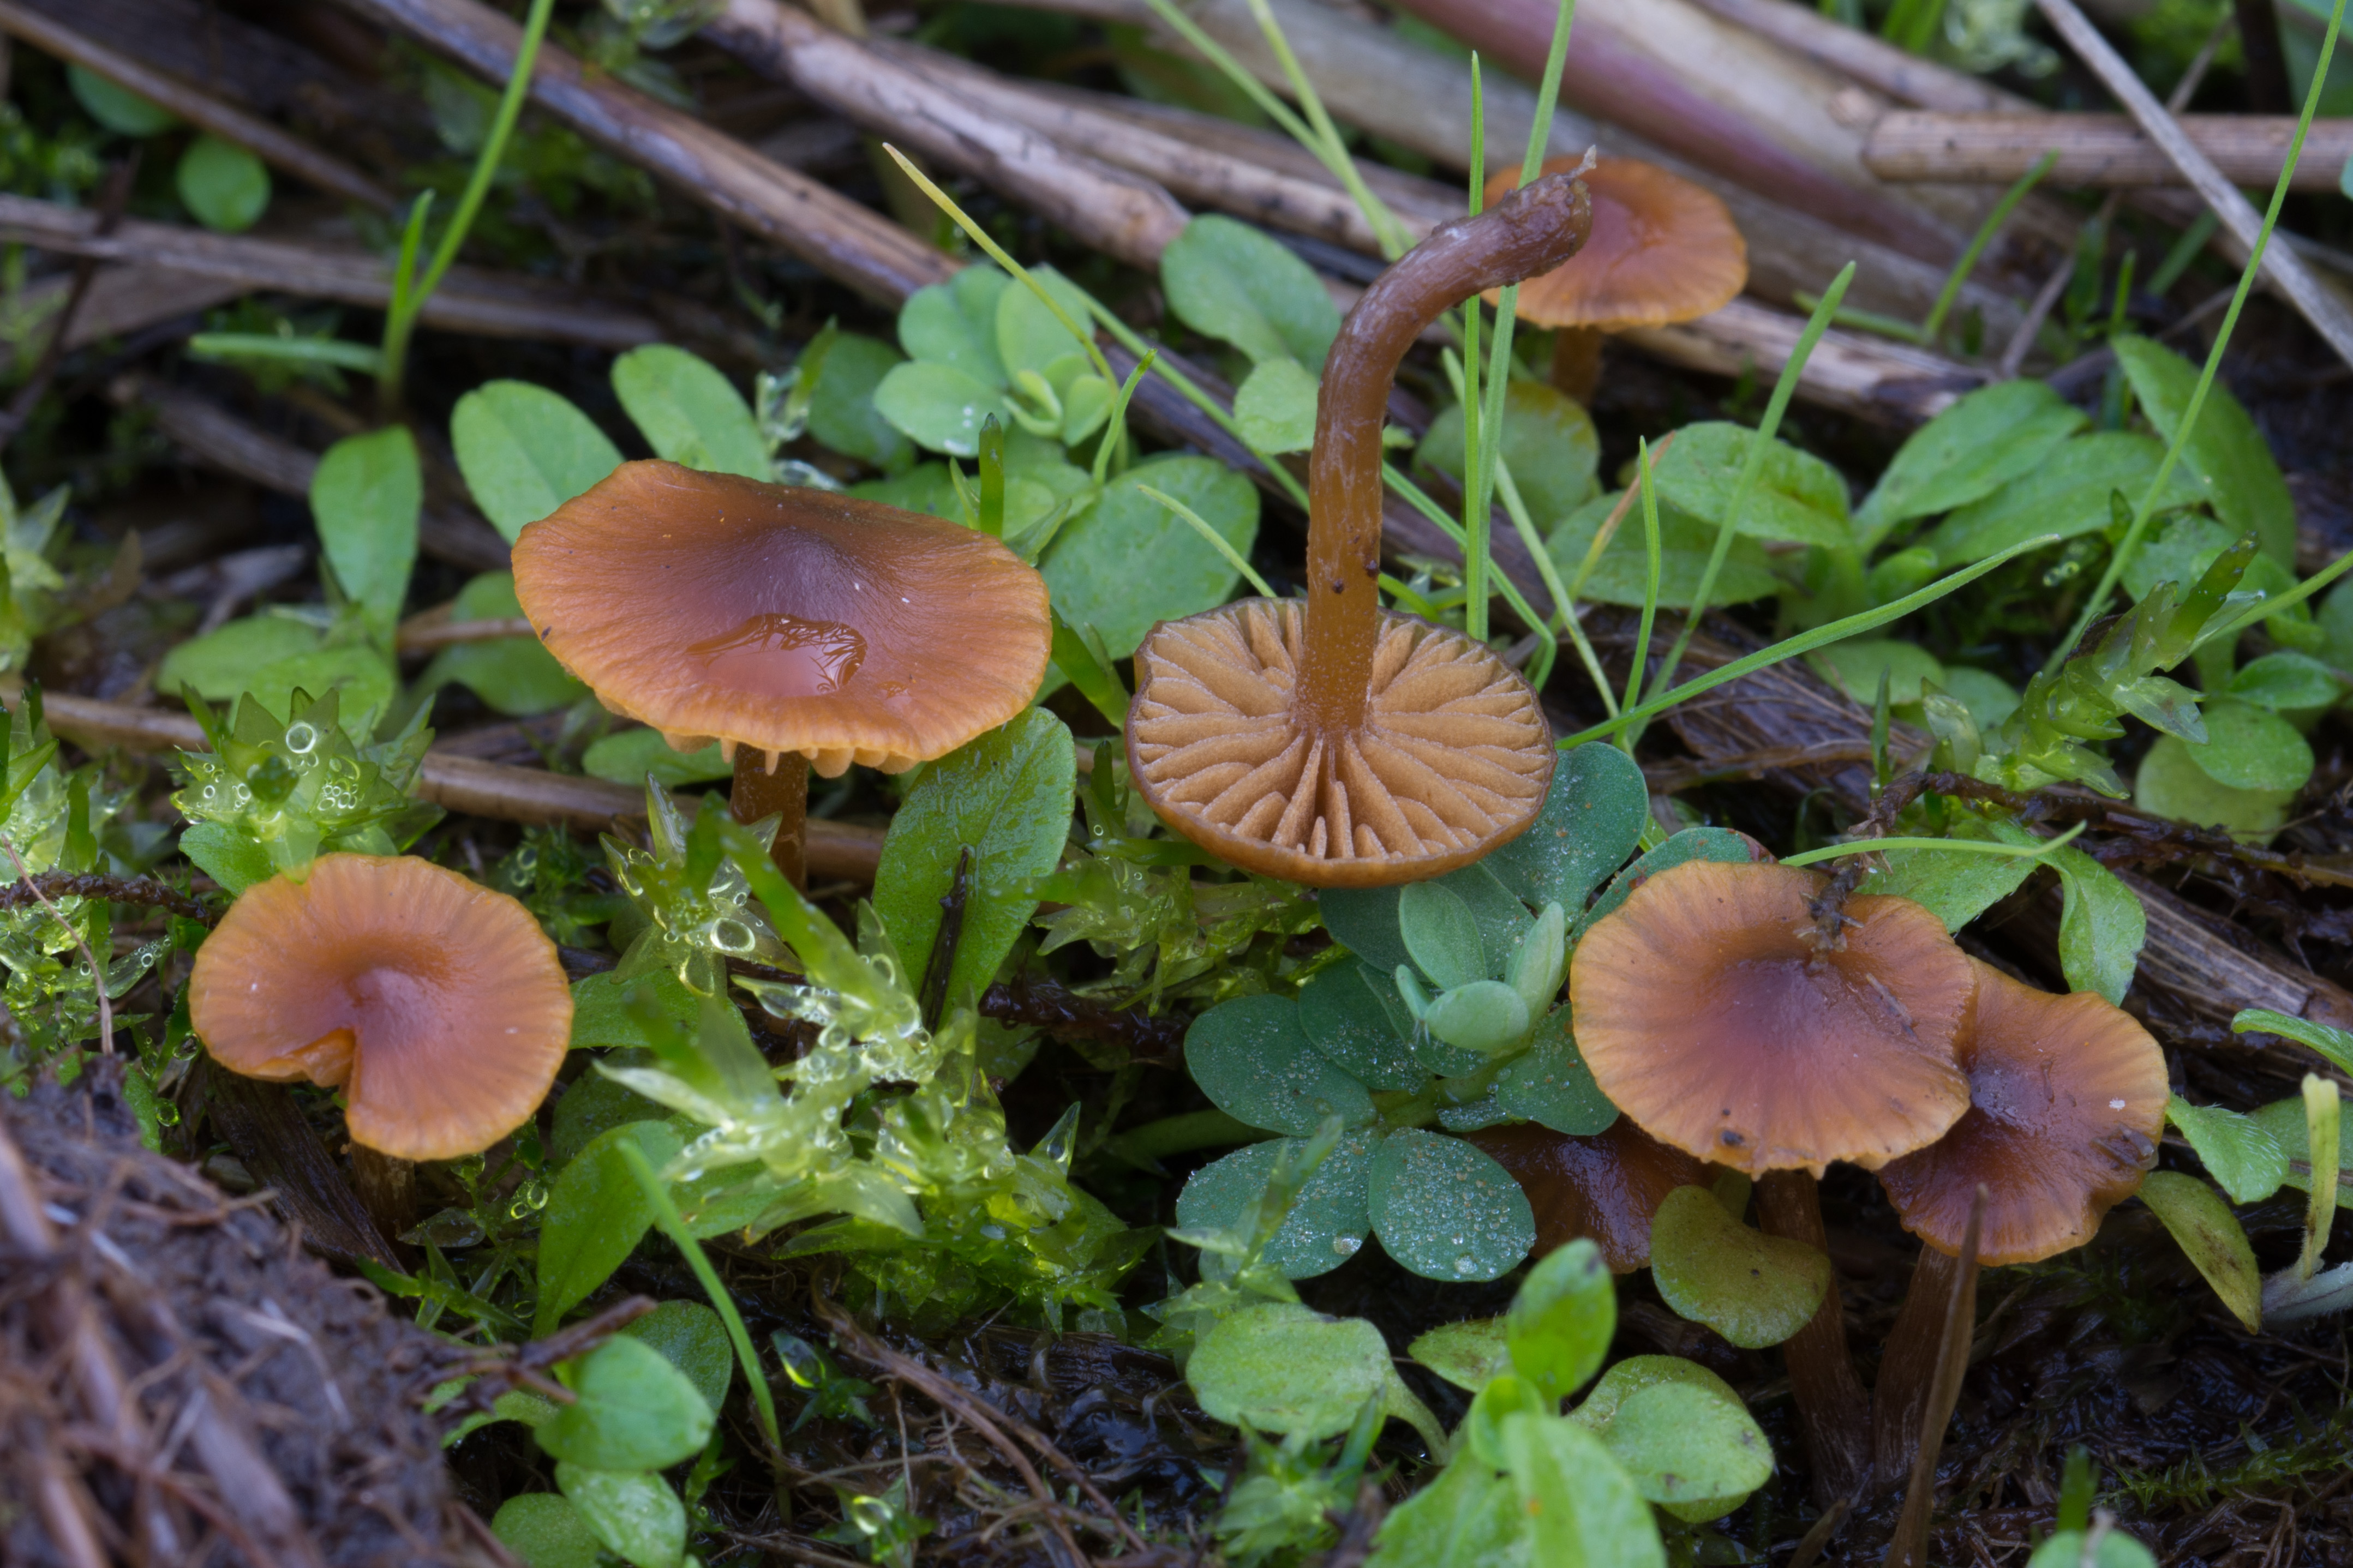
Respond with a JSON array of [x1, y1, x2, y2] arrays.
[[732, 748, 810, 892], [1755, 1168, 1873, 1505]]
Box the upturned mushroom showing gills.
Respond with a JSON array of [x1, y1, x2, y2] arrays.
[[189, 854, 572, 1162], [1125, 173, 1591, 887], [1878, 959, 2167, 1266], [1570, 857, 1974, 1177], [513, 461, 1052, 886], [1482, 157, 1746, 405]]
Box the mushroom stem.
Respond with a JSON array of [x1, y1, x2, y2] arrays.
[[1877, 1189, 1985, 1565], [1755, 1168, 1873, 1505], [1302, 172, 1591, 736], [1549, 326, 1605, 405], [731, 748, 809, 891], [349, 1146, 418, 1250]]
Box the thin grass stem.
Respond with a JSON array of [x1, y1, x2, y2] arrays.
[[1921, 149, 2058, 346], [1141, 485, 1274, 596]]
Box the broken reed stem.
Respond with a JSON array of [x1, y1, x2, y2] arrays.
[[0, 834, 112, 1056]]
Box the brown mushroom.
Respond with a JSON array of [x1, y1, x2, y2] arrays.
[[1878, 959, 2166, 1266], [1870, 960, 2165, 1499], [513, 461, 1052, 886], [1571, 857, 1975, 1177], [1570, 854, 1974, 1503], [1463, 1116, 1707, 1272], [189, 854, 572, 1162], [1482, 157, 1746, 404], [1125, 174, 1592, 887]]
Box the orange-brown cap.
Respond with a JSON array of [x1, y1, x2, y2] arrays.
[[1482, 158, 1747, 332], [1124, 599, 1554, 886], [512, 461, 1051, 778], [1571, 858, 1974, 1176], [190, 854, 572, 1162], [1877, 960, 2166, 1265], [1463, 1117, 1709, 1273]]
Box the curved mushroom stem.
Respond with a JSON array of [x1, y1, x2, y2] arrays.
[[731, 748, 809, 892], [1876, 1189, 1984, 1565], [1755, 1169, 1873, 1506], [1549, 326, 1606, 405], [1302, 172, 1592, 736]]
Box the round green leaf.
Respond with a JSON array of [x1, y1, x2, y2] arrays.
[[1399, 881, 1487, 988], [2028, 1530, 2160, 1567], [1925, 431, 2199, 567], [612, 345, 768, 479], [421, 572, 584, 716], [802, 331, 911, 471], [995, 265, 1096, 383], [1498, 1412, 1669, 1568], [1653, 421, 1850, 547], [243, 645, 397, 738], [1297, 960, 1424, 1092], [1186, 993, 1374, 1136], [2138, 1169, 2262, 1331], [312, 425, 420, 635], [1039, 454, 1259, 659], [1233, 356, 1319, 454], [1497, 1007, 1618, 1136], [897, 267, 1008, 382], [1505, 1237, 1613, 1402], [1417, 380, 1600, 528], [69, 63, 179, 135], [1481, 741, 1648, 913], [1369, 1446, 1522, 1565], [176, 135, 272, 233], [452, 381, 623, 540], [534, 1336, 715, 1471], [555, 1464, 685, 1568], [1408, 1316, 1511, 1392], [1649, 1186, 1830, 1349], [535, 1121, 685, 1337], [2225, 651, 2341, 714], [2166, 1095, 2289, 1204], [1569, 1356, 1772, 1521], [1368, 1128, 1535, 1282], [621, 1300, 734, 1417], [1160, 214, 1340, 369], [1810, 638, 1947, 707], [1175, 1132, 1376, 1279], [1856, 377, 2086, 532], [2186, 700, 2313, 792], [158, 614, 325, 703], [583, 728, 732, 786], [1318, 886, 1410, 974], [1188, 1302, 1394, 1439], [875, 355, 1011, 453], [2135, 733, 2295, 840], [1547, 490, 1781, 609], [1941, 666, 2021, 729], [1423, 980, 1530, 1055], [492, 1494, 602, 1568]]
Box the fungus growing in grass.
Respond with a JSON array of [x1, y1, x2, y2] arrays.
[[1869, 961, 2165, 1504], [513, 461, 1052, 887], [1125, 173, 1591, 887], [1482, 157, 1746, 405], [189, 853, 572, 1162], [1570, 854, 1974, 1501], [1464, 1116, 1707, 1273]]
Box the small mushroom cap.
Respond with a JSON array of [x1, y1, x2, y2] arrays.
[[1125, 599, 1554, 886], [1571, 858, 1974, 1176], [190, 854, 572, 1162], [1482, 158, 1747, 332], [1878, 960, 2167, 1265], [1463, 1117, 1709, 1273], [512, 460, 1051, 778]]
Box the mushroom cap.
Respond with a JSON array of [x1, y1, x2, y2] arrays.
[[190, 854, 572, 1162], [1877, 960, 2167, 1265], [1463, 1117, 1709, 1273], [1124, 599, 1555, 886], [512, 460, 1052, 778], [1571, 858, 1974, 1176], [1482, 158, 1747, 333]]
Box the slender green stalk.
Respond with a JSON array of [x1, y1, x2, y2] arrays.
[[1085, 297, 1311, 508], [188, 335, 386, 373], [618, 1142, 785, 1462], [1461, 60, 1490, 641], [1779, 821, 2086, 868], [1621, 438, 1663, 728], [1640, 262, 1854, 741], [1492, 460, 1574, 701], [1092, 351, 1155, 485], [1142, 485, 1274, 596], [1380, 459, 1553, 636], [881, 147, 1117, 389], [1920, 149, 2057, 345], [1561, 531, 2059, 748], [378, 0, 555, 413], [1238, 0, 1415, 257], [2056, 0, 2344, 664]]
